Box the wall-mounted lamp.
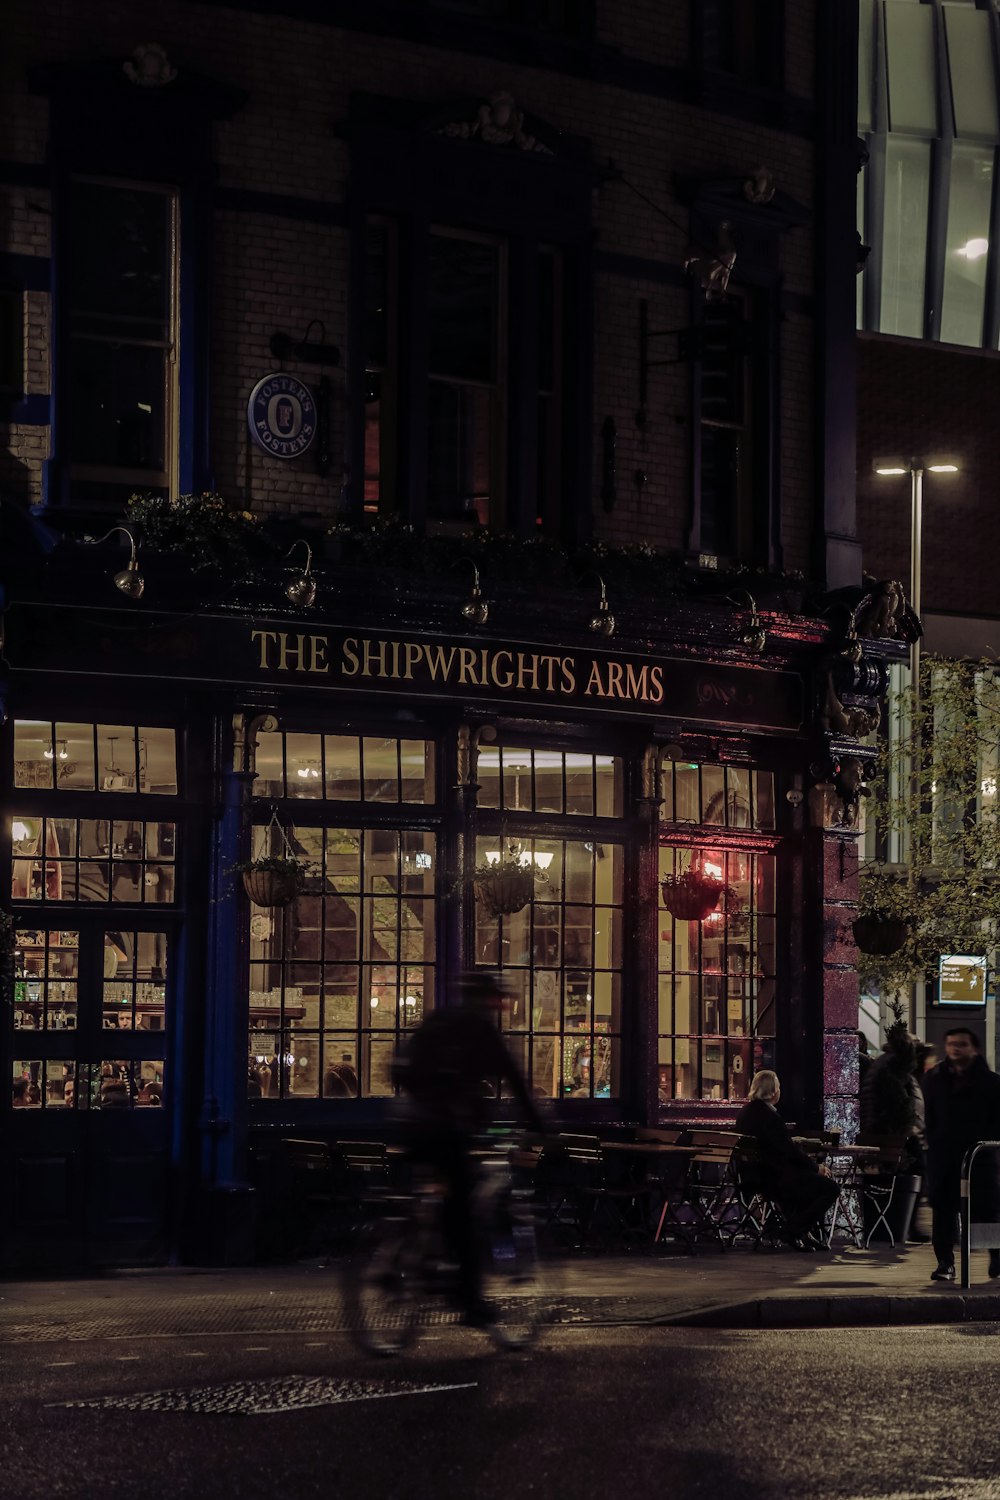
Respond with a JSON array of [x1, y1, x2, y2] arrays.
[[89, 526, 144, 599], [269, 319, 341, 367], [587, 574, 615, 637], [728, 590, 766, 653], [459, 559, 489, 626], [285, 541, 317, 608]]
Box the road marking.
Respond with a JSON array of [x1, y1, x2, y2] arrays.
[[53, 1375, 478, 1416], [243, 1346, 270, 1351], [45, 1362, 76, 1368], [116, 1357, 141, 1362]]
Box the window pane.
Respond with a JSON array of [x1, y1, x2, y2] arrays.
[[98, 727, 137, 791], [139, 728, 177, 795], [55, 722, 95, 790], [14, 721, 54, 788], [880, 138, 930, 338], [427, 379, 495, 526], [363, 738, 399, 802], [945, 8, 998, 141], [286, 733, 323, 798], [885, 1, 938, 135], [325, 736, 361, 799], [941, 145, 993, 349], [69, 342, 166, 471], [428, 235, 498, 382]]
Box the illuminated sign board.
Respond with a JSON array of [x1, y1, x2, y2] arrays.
[[937, 954, 987, 1007]]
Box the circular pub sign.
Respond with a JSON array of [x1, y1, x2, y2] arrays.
[[247, 373, 316, 458]]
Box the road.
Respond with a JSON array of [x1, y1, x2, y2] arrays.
[[7, 1321, 1000, 1500]]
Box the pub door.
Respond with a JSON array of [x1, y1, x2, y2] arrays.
[[6, 923, 173, 1269]]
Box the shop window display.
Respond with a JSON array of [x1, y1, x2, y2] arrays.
[[247, 824, 436, 1100], [253, 732, 435, 804]]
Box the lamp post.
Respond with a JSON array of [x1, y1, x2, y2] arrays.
[[873, 457, 960, 686]]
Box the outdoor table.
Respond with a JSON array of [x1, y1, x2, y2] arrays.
[[601, 1141, 698, 1156]]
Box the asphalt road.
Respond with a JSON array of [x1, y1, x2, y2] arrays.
[[7, 1322, 1000, 1500]]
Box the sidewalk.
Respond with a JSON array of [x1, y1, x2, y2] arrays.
[[1, 1242, 998, 1338]]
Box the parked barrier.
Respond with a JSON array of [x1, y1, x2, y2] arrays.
[[959, 1140, 1000, 1288]]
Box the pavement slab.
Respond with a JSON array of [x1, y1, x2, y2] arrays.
[[2, 1244, 1000, 1335]]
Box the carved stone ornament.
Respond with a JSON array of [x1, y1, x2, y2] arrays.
[[123, 43, 178, 88], [437, 92, 553, 153], [684, 221, 737, 301], [743, 166, 776, 204], [853, 578, 921, 643]]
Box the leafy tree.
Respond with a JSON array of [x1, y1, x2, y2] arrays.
[[858, 657, 1000, 993]]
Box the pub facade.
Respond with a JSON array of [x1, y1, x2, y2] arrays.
[[0, 0, 887, 1267]]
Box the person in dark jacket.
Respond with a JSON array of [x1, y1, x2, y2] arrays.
[[922, 1026, 1000, 1282], [735, 1069, 839, 1249], [395, 970, 547, 1324]]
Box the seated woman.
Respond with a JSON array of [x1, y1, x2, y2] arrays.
[[734, 1069, 839, 1250]]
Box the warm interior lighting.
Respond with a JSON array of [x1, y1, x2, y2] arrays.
[[12, 820, 33, 842], [484, 849, 553, 869]]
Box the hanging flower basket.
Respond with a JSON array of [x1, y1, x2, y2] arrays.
[[473, 862, 537, 919], [852, 915, 908, 956], [239, 859, 305, 908], [661, 869, 726, 922]]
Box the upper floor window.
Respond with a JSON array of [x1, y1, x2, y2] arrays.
[[363, 221, 565, 533], [660, 760, 775, 832], [698, 293, 752, 559], [693, 0, 785, 89], [66, 178, 178, 504]]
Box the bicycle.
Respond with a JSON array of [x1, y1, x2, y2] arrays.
[[344, 1129, 552, 1355]]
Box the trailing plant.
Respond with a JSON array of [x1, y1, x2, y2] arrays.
[[0, 910, 14, 1009], [230, 855, 307, 877], [858, 656, 1000, 991], [126, 492, 273, 577]]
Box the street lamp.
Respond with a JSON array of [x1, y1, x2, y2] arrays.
[[873, 457, 960, 685]]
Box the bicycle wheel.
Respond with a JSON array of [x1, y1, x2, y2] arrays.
[[482, 1204, 550, 1351], [345, 1215, 423, 1356]]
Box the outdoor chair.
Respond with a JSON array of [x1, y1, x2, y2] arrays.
[[678, 1132, 742, 1250], [276, 1137, 357, 1258], [535, 1133, 655, 1251], [730, 1136, 790, 1249]]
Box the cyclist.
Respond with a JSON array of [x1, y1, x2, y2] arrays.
[[394, 969, 547, 1326]]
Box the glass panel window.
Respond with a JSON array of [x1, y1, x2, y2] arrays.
[[364, 220, 397, 513], [13, 721, 176, 794], [884, 1, 938, 135], [944, 7, 998, 141], [102, 930, 167, 1032], [68, 179, 177, 491], [247, 825, 437, 1099], [10, 818, 176, 903], [477, 745, 624, 818], [13, 928, 79, 1032], [657, 845, 777, 1102], [660, 761, 774, 832], [941, 145, 993, 349], [475, 835, 624, 1099], [253, 732, 435, 805], [880, 138, 931, 339], [427, 231, 503, 527]]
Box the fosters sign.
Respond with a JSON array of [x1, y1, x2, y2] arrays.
[[249, 626, 803, 729]]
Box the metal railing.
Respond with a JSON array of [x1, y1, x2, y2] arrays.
[[960, 1140, 1000, 1288]]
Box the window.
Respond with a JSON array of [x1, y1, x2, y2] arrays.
[[477, 746, 623, 817], [247, 824, 437, 1100], [10, 818, 176, 904], [657, 844, 777, 1102], [698, 293, 751, 558], [475, 834, 624, 1099], [66, 178, 178, 503], [694, 0, 784, 89], [13, 722, 177, 793], [658, 760, 777, 1103], [361, 219, 569, 535], [253, 732, 435, 803], [13, 928, 80, 1033], [12, 1058, 164, 1110]]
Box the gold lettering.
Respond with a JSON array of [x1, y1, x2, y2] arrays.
[[648, 664, 664, 704], [252, 629, 278, 669], [458, 647, 479, 685], [390, 640, 402, 678], [362, 638, 389, 677], [517, 653, 540, 691], [606, 661, 624, 697], [278, 633, 307, 672], [560, 657, 577, 694], [539, 655, 559, 693], [584, 661, 606, 697], [624, 662, 648, 701], [308, 635, 330, 675], [423, 644, 458, 681], [341, 638, 360, 676], [404, 642, 423, 680], [491, 650, 514, 689]]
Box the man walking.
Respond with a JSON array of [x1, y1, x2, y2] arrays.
[[922, 1027, 1000, 1282]]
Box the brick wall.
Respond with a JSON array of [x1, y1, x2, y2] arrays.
[[2, 0, 823, 569]]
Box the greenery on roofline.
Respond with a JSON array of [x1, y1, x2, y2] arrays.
[[858, 656, 1000, 992]]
